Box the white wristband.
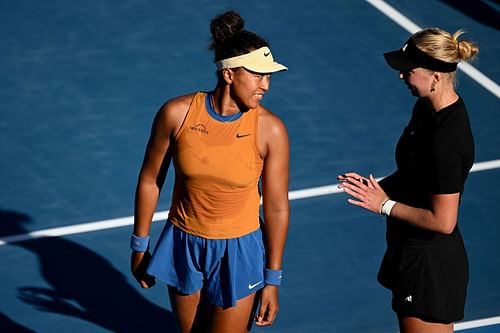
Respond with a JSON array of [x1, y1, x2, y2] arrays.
[[381, 199, 396, 216]]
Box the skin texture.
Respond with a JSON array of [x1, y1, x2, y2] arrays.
[[131, 67, 289, 333], [398, 316, 453, 333], [337, 66, 460, 333]]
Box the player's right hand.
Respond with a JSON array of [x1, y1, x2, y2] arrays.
[[131, 251, 156, 288]]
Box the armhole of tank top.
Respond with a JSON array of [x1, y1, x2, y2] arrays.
[[173, 92, 202, 141], [254, 107, 264, 162]]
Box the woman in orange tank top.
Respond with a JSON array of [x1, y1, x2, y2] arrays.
[[130, 10, 290, 333]]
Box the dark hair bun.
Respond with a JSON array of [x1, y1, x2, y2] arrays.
[[209, 10, 245, 48]]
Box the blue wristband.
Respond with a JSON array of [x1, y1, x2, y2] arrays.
[[130, 234, 150, 252], [264, 268, 283, 286]]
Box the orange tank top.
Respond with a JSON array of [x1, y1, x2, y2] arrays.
[[168, 92, 264, 239]]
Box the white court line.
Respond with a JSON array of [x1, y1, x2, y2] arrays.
[[393, 315, 500, 333], [1, 163, 500, 331], [471, 159, 500, 172], [366, 0, 500, 98], [1, 159, 499, 246], [456, 315, 500, 330]]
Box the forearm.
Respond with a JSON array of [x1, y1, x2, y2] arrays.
[[261, 207, 289, 270], [388, 197, 458, 234], [389, 203, 439, 231], [133, 179, 161, 237], [338, 173, 459, 235]]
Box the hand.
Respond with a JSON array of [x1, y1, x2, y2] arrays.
[[337, 173, 389, 214], [131, 251, 156, 288], [337, 172, 369, 186], [255, 285, 279, 326]]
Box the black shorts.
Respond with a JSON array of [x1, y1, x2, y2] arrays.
[[377, 230, 469, 324]]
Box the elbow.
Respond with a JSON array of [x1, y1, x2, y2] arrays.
[[438, 220, 457, 235]]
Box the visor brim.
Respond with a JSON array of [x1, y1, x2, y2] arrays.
[[383, 50, 417, 71], [243, 63, 288, 74]]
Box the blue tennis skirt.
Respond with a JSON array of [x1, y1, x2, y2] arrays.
[[147, 220, 265, 308]]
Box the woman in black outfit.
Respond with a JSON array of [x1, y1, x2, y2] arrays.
[[338, 28, 479, 333]]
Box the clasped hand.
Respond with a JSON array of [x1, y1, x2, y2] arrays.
[[337, 173, 388, 214]]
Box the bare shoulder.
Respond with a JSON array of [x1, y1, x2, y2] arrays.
[[258, 105, 289, 159], [159, 93, 196, 120], [155, 93, 196, 133], [258, 105, 288, 138]]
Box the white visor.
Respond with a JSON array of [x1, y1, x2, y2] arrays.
[[216, 47, 288, 74]]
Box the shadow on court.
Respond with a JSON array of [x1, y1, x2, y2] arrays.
[[0, 311, 36, 333], [0, 209, 176, 332], [439, 0, 500, 30]]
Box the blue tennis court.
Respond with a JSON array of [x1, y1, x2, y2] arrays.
[[1, 0, 499, 332]]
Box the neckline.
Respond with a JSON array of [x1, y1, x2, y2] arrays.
[[433, 95, 461, 116], [205, 92, 243, 122]]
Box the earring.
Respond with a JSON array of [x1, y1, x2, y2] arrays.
[[430, 81, 436, 92]]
